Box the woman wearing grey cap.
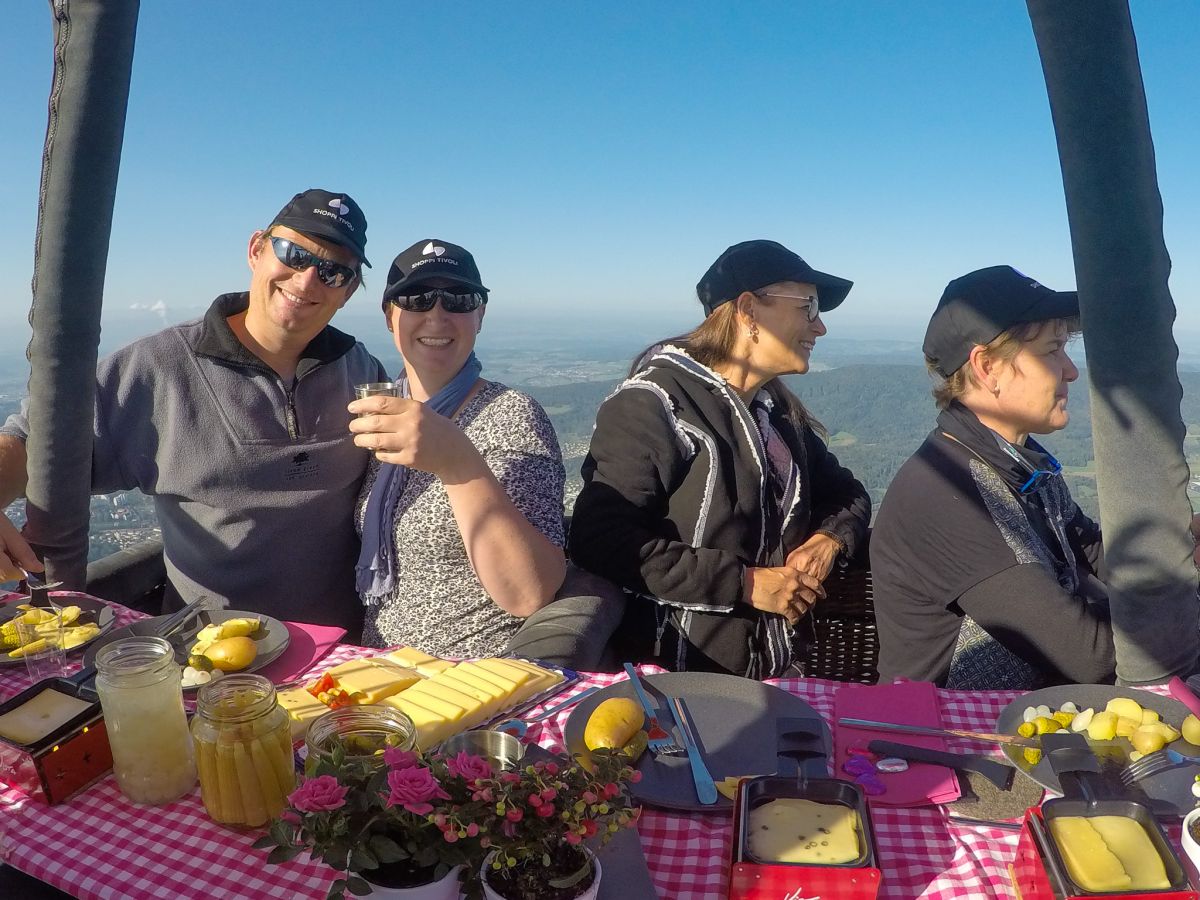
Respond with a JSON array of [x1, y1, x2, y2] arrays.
[[569, 240, 870, 679], [348, 239, 567, 658], [871, 265, 1116, 689]]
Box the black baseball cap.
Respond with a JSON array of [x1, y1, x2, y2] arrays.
[[696, 239, 853, 316], [924, 265, 1079, 377], [270, 189, 371, 267], [382, 239, 489, 300]]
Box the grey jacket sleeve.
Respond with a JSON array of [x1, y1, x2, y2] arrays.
[[956, 563, 1116, 685]]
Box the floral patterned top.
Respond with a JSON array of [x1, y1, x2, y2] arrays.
[[356, 380, 565, 658]]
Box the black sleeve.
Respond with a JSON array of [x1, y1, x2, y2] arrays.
[[802, 428, 871, 559], [956, 563, 1116, 685], [568, 386, 745, 612]]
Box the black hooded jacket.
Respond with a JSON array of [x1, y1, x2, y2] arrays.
[[569, 346, 870, 678]]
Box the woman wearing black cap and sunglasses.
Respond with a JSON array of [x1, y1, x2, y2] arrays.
[[871, 266, 1117, 690], [347, 239, 568, 658], [568, 240, 871, 679]]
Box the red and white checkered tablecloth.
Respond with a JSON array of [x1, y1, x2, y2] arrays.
[[0, 595, 1179, 899]]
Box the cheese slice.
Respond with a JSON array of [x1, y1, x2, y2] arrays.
[[434, 671, 504, 718], [0, 688, 93, 746], [381, 695, 456, 750], [747, 799, 861, 865], [326, 658, 421, 704], [456, 662, 516, 693], [441, 668, 508, 707], [1049, 817, 1132, 892], [383, 647, 441, 669], [1087, 816, 1170, 890], [498, 658, 563, 695], [396, 689, 467, 723], [277, 686, 331, 740], [473, 659, 535, 700]]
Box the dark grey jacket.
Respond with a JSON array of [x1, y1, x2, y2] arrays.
[[569, 346, 870, 678], [2, 293, 387, 632]]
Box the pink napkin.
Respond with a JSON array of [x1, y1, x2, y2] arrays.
[[256, 621, 346, 684], [834, 680, 961, 807]]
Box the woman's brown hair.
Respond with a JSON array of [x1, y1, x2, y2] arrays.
[[631, 297, 825, 437]]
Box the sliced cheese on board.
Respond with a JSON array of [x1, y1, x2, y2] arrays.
[[381, 694, 458, 750], [276, 686, 331, 741], [326, 658, 421, 703]]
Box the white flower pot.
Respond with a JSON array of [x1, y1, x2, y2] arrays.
[[1181, 808, 1200, 875], [480, 848, 602, 900], [364, 864, 463, 899]]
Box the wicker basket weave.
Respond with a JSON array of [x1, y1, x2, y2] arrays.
[[802, 546, 879, 684]]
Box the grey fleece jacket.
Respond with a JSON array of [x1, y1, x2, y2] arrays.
[[1, 293, 388, 632]]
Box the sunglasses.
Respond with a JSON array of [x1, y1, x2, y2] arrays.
[[1018, 454, 1063, 495], [388, 288, 487, 314], [756, 291, 821, 321], [269, 236, 357, 289]]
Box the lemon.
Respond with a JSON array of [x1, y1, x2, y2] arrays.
[[202, 636, 259, 672], [1183, 714, 1200, 745], [583, 697, 644, 751]]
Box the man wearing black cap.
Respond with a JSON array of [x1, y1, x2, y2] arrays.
[[871, 265, 1117, 689], [0, 189, 387, 632]]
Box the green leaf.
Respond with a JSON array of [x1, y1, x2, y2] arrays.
[[251, 835, 275, 850], [325, 878, 347, 900], [267, 846, 303, 865], [367, 834, 405, 864], [548, 856, 592, 890], [345, 875, 374, 897], [350, 847, 379, 871]]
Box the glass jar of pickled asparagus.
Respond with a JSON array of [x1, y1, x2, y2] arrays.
[[191, 674, 295, 828], [303, 706, 416, 779], [94, 636, 197, 805]]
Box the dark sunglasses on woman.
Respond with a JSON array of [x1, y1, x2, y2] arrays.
[[388, 288, 487, 313], [269, 236, 358, 289]]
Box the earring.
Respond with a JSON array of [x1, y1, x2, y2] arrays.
[[749, 321, 760, 343]]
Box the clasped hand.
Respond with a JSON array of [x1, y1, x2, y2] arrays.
[[742, 533, 843, 626], [348, 396, 484, 482]]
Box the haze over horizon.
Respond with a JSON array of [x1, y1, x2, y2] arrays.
[[3, 2, 1199, 362]]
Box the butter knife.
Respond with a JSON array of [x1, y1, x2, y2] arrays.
[[667, 695, 718, 805], [837, 717, 1040, 749]]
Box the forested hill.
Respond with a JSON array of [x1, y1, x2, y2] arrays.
[[525, 366, 1200, 520]]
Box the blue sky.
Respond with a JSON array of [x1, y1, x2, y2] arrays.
[[2, 1, 1198, 350]]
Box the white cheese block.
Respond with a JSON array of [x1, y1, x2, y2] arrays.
[[0, 688, 93, 746]]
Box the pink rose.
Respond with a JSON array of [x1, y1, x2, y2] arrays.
[[446, 751, 493, 782], [384, 747, 420, 769], [288, 775, 348, 812], [385, 765, 450, 815]]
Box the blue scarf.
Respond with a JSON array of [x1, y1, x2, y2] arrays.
[[356, 353, 483, 605]]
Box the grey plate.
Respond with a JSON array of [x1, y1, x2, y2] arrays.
[[996, 684, 1200, 817], [83, 609, 290, 689], [0, 593, 116, 668], [563, 671, 830, 814]]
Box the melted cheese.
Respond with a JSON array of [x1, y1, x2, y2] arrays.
[[1049, 817, 1132, 892], [747, 799, 861, 865], [0, 688, 93, 746]]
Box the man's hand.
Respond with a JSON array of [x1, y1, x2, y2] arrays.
[[0, 513, 42, 583], [785, 532, 843, 583], [348, 396, 486, 483], [742, 566, 826, 626]]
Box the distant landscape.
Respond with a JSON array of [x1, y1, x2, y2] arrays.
[[4, 314, 1200, 571]]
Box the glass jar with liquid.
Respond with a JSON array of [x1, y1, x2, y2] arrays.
[[94, 636, 196, 805], [191, 674, 295, 828]]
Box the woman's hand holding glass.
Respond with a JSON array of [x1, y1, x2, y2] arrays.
[[742, 565, 826, 626], [348, 396, 484, 482]]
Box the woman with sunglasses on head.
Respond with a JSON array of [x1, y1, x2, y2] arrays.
[[348, 239, 567, 658], [568, 240, 870, 679], [871, 266, 1116, 690]]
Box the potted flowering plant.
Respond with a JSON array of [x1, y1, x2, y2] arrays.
[[473, 748, 642, 900], [254, 741, 493, 900]]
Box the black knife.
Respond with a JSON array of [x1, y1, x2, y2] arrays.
[[866, 739, 1015, 790]]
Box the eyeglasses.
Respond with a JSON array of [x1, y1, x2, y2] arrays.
[[1018, 454, 1062, 495], [269, 236, 357, 289], [756, 292, 821, 322], [387, 288, 487, 314]]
